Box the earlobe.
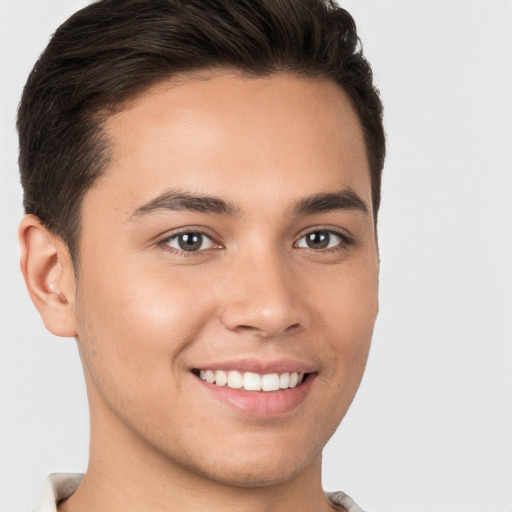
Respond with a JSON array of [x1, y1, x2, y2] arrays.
[[18, 214, 78, 337]]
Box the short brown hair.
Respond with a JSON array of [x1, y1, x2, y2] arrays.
[[18, 0, 385, 264]]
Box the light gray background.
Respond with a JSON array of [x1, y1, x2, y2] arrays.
[[1, 1, 511, 511]]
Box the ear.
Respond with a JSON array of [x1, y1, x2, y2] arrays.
[[18, 214, 78, 337]]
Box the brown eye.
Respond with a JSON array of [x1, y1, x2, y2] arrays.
[[165, 232, 216, 252], [296, 230, 343, 250]]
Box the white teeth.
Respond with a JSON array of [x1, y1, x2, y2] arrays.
[[243, 372, 262, 391], [279, 372, 290, 389], [261, 373, 280, 391], [227, 370, 243, 389], [198, 369, 308, 391], [215, 370, 228, 386]]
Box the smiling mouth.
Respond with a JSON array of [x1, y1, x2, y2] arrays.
[[192, 369, 309, 392]]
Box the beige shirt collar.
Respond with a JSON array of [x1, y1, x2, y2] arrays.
[[33, 474, 83, 512]]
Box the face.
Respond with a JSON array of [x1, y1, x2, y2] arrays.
[[73, 72, 379, 487]]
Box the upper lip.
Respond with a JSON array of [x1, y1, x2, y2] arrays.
[[191, 358, 316, 375]]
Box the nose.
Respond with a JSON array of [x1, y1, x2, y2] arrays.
[[219, 250, 309, 338]]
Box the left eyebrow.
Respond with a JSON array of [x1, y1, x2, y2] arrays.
[[129, 189, 240, 220], [291, 189, 369, 217]]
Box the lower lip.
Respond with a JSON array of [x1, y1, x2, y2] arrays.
[[194, 374, 316, 417]]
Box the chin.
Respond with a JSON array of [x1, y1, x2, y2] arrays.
[[167, 431, 324, 489], [192, 455, 311, 488]]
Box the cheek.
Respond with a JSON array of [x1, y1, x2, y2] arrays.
[[74, 258, 217, 398], [307, 258, 378, 382]]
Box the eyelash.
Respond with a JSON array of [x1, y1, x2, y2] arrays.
[[158, 227, 354, 257]]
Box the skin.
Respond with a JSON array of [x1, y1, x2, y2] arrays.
[[19, 71, 379, 512]]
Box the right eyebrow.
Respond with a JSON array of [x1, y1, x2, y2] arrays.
[[291, 188, 369, 217], [128, 190, 240, 220]]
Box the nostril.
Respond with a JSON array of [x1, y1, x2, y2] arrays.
[[227, 321, 303, 339]]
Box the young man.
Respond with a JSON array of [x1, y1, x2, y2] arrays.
[[17, 0, 385, 511]]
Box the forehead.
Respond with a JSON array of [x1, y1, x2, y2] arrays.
[[90, 72, 371, 218]]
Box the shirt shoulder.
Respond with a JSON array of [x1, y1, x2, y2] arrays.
[[327, 491, 366, 512], [32, 473, 83, 512]]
